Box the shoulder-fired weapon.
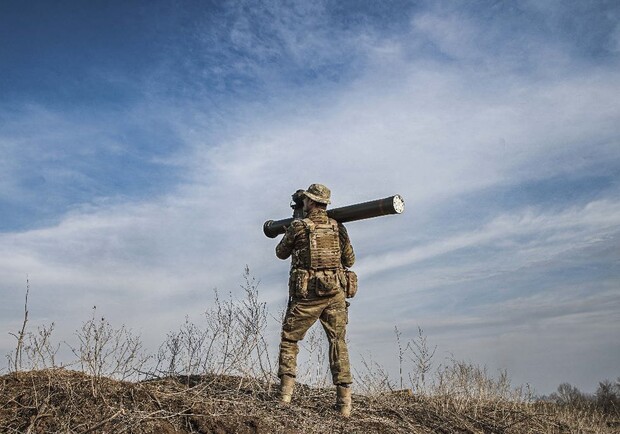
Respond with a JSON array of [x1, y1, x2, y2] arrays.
[[263, 192, 405, 238]]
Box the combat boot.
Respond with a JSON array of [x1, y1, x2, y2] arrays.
[[279, 375, 295, 404], [336, 384, 352, 417]]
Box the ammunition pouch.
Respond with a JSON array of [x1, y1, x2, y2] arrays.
[[290, 268, 349, 298], [344, 270, 358, 298], [289, 269, 309, 299], [314, 269, 342, 297]]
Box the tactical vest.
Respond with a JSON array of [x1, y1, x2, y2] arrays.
[[288, 217, 344, 299], [302, 218, 342, 270]]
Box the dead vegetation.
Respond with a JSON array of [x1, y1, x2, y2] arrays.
[[2, 270, 618, 433], [2, 368, 618, 434]]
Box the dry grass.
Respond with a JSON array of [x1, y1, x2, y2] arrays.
[[1, 368, 618, 434], [3, 271, 618, 433]]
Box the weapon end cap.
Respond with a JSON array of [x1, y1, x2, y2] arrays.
[[393, 195, 405, 214]]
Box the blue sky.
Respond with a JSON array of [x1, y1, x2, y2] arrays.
[[1, 0, 619, 394]]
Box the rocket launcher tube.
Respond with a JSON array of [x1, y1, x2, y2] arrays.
[[263, 194, 405, 238]]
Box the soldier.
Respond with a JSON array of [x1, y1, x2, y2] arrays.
[[275, 183, 356, 417]]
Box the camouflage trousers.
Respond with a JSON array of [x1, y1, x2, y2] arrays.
[[278, 290, 352, 385]]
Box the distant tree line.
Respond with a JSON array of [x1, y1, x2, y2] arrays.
[[545, 378, 620, 415]]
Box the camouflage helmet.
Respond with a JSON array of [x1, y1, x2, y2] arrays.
[[302, 183, 331, 205]]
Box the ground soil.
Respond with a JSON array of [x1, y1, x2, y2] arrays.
[[1, 369, 617, 433]]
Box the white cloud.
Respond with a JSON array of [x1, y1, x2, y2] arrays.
[[411, 11, 481, 60], [1, 1, 619, 393], [357, 199, 620, 278]]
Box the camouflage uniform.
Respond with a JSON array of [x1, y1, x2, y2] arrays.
[[276, 188, 355, 386]]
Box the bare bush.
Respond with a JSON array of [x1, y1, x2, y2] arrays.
[[68, 306, 147, 395], [296, 325, 330, 388], [353, 352, 395, 395], [406, 326, 437, 394], [154, 316, 211, 378], [7, 279, 61, 372], [234, 266, 274, 383], [596, 379, 620, 415], [550, 382, 590, 407], [7, 278, 30, 372], [394, 325, 436, 394], [151, 266, 275, 391], [3, 272, 619, 433], [23, 323, 60, 370], [547, 379, 620, 416], [434, 359, 532, 404]]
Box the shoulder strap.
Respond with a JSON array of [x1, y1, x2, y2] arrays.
[[301, 218, 315, 232]]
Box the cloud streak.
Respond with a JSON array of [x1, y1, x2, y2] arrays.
[[0, 0, 618, 393], [358, 199, 620, 278]]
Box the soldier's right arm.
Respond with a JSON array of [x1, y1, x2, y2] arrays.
[[276, 220, 303, 259]]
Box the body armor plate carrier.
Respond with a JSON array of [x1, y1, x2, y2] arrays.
[[303, 218, 341, 270], [291, 218, 343, 297]]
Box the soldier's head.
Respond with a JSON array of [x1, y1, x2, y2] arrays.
[[302, 183, 330, 211]]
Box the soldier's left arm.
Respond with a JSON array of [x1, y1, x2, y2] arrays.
[[338, 223, 355, 268]]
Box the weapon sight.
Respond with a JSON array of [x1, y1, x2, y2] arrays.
[[263, 194, 405, 238]]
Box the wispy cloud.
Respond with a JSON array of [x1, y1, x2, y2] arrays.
[[0, 0, 618, 393], [358, 199, 620, 278]]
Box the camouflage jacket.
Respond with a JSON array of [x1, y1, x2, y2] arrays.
[[276, 208, 355, 270]]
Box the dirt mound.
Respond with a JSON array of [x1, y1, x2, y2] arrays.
[[0, 369, 616, 433]]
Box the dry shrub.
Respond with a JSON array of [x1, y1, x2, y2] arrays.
[[354, 352, 395, 395], [148, 266, 275, 394], [72, 308, 147, 379], [5, 368, 616, 434], [296, 325, 331, 388], [3, 273, 619, 433]]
